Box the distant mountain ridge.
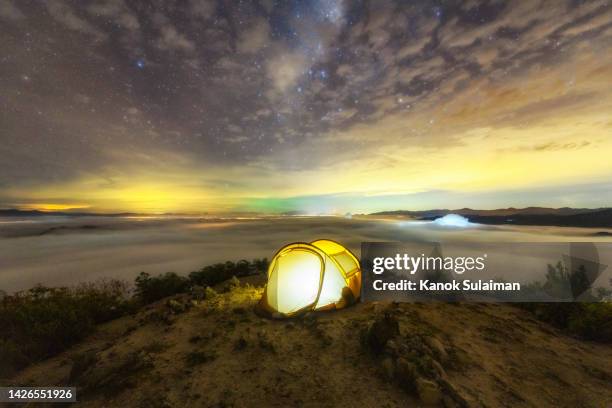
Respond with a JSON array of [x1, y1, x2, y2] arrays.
[[371, 206, 605, 217], [3, 207, 611, 228], [0, 209, 139, 217], [371, 207, 612, 228]]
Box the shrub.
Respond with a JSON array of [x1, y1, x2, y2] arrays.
[[520, 303, 612, 343], [0, 280, 131, 377], [518, 260, 612, 342], [188, 258, 268, 287], [526, 261, 607, 301], [75, 280, 134, 322], [204, 286, 217, 299], [1, 259, 269, 377], [134, 272, 190, 304], [567, 303, 612, 342], [228, 276, 240, 289]]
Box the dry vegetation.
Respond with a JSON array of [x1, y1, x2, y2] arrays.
[[5, 273, 612, 407]]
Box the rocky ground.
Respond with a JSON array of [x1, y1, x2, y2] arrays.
[[8, 275, 612, 407]]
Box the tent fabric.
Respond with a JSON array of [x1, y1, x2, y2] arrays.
[[257, 240, 361, 318]]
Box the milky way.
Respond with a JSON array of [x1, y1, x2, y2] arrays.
[[1, 1, 611, 213]]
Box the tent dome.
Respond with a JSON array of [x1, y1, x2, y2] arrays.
[[257, 240, 361, 317]]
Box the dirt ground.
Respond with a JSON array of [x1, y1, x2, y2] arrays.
[[8, 277, 612, 407]]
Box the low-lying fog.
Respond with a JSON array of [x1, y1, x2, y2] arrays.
[[1, 215, 611, 293]]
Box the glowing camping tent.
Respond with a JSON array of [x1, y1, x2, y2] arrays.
[[257, 240, 361, 317]]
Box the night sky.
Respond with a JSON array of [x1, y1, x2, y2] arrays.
[[1, 0, 611, 213]]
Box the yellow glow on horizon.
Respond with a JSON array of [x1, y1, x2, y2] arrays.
[[6, 113, 612, 213], [20, 203, 92, 212], [4, 43, 611, 213]]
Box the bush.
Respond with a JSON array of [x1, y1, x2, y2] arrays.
[[188, 258, 268, 287], [568, 303, 612, 341], [1, 259, 270, 377], [518, 260, 612, 342], [134, 272, 190, 304], [520, 303, 612, 342], [133, 259, 268, 304], [0, 280, 132, 377]]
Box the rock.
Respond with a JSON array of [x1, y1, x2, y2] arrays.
[[425, 337, 449, 363], [432, 359, 448, 380], [366, 312, 400, 353], [384, 339, 399, 357], [439, 378, 469, 408], [416, 378, 442, 406], [302, 312, 317, 327], [395, 358, 417, 388], [336, 286, 356, 309], [372, 302, 385, 313], [381, 357, 395, 380], [167, 299, 187, 314]]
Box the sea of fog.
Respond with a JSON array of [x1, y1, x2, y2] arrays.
[[1, 215, 611, 293]]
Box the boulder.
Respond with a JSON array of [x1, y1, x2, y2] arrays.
[[381, 357, 395, 380], [416, 378, 442, 405], [425, 336, 449, 363], [395, 357, 417, 388], [439, 378, 469, 408], [432, 359, 448, 380], [384, 339, 399, 357], [366, 312, 400, 353]]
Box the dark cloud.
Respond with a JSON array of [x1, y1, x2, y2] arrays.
[[0, 0, 611, 209]]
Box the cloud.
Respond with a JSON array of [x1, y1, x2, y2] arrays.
[[0, 0, 24, 20], [87, 0, 140, 31], [237, 19, 270, 53], [157, 25, 195, 52], [46, 0, 106, 41], [266, 51, 307, 93], [2, 1, 612, 212], [189, 0, 216, 20]]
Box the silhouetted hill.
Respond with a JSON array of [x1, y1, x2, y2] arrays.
[[372, 207, 602, 217], [466, 208, 612, 228]]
